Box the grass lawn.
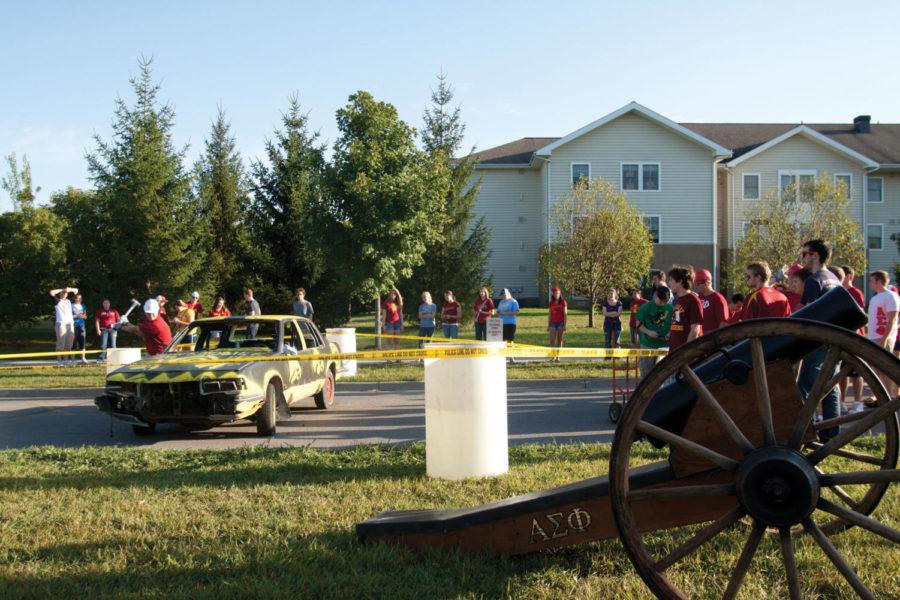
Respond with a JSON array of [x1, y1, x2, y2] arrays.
[[0, 308, 633, 388], [0, 441, 896, 599]]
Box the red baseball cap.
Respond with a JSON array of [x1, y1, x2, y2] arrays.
[[550, 287, 560, 293], [787, 263, 804, 277], [695, 268, 712, 283]]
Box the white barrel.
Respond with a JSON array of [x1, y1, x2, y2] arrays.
[[424, 342, 508, 480], [325, 327, 357, 378], [106, 347, 142, 374]]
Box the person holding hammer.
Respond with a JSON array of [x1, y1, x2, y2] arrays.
[[117, 298, 173, 357]]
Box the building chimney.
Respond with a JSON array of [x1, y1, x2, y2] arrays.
[[853, 115, 871, 133]]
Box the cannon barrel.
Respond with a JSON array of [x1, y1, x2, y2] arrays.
[[641, 285, 867, 437]]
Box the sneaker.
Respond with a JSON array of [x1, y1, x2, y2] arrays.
[[851, 402, 864, 413]]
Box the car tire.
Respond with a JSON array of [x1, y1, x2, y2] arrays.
[[256, 382, 278, 436], [132, 422, 157, 436], [314, 370, 336, 409]]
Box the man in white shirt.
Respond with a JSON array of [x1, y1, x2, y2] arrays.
[[867, 270, 899, 400], [49, 286, 78, 363]]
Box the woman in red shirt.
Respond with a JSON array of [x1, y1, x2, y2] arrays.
[[547, 287, 567, 361], [209, 296, 232, 317], [472, 287, 495, 341], [382, 288, 404, 351], [441, 291, 461, 339]]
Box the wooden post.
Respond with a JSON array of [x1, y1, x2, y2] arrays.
[[375, 295, 382, 350]]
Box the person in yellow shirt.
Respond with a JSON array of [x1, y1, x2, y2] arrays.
[[174, 299, 195, 334]]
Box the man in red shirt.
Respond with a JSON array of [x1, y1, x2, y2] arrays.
[[740, 261, 790, 320], [666, 265, 703, 351], [694, 268, 729, 333], [119, 298, 173, 357], [187, 291, 203, 318], [628, 289, 648, 346]]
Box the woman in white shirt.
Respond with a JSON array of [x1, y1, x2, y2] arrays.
[[49, 286, 77, 363]]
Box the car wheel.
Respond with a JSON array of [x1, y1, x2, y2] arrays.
[[314, 370, 336, 409], [256, 382, 278, 436], [132, 422, 157, 436]]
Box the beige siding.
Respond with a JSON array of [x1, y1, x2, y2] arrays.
[[546, 112, 717, 245], [728, 135, 866, 248], [470, 167, 544, 298], [866, 170, 900, 279]]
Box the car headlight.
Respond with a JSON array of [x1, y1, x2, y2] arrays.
[[200, 378, 247, 395]]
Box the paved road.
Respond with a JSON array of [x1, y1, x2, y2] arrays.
[[0, 380, 619, 450]]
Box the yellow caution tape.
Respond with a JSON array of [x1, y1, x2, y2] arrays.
[[0, 345, 666, 372], [354, 331, 542, 348], [0, 349, 106, 360]]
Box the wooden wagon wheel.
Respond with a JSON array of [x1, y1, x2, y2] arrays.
[[609, 319, 900, 599]]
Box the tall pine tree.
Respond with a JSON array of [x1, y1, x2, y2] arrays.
[[409, 73, 491, 305], [86, 58, 200, 301], [248, 95, 327, 312], [194, 108, 251, 305]]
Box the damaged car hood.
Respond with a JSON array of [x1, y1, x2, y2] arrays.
[[106, 350, 269, 383]]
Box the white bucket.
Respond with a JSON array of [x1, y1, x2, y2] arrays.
[[325, 327, 357, 378], [424, 342, 508, 480], [106, 347, 142, 374]]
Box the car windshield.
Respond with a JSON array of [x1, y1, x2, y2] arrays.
[[166, 320, 280, 353]]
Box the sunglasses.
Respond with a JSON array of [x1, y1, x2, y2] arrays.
[[800, 250, 815, 258]]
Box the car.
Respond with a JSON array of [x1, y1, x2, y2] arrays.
[[95, 315, 340, 437]]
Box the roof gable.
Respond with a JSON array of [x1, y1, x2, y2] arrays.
[[534, 101, 732, 158], [723, 125, 878, 168]]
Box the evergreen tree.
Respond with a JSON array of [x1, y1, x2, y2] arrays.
[[325, 90, 450, 320], [194, 108, 251, 305], [409, 73, 491, 306], [1, 153, 40, 211], [86, 58, 200, 301], [248, 95, 327, 313]]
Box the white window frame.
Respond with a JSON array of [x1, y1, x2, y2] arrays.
[[867, 224, 884, 251], [742, 173, 760, 200], [834, 173, 853, 198], [570, 162, 591, 189], [867, 176, 884, 203], [620, 162, 661, 192], [643, 215, 661, 244], [778, 169, 817, 201]]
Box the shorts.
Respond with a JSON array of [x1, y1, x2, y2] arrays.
[[384, 323, 402, 333], [549, 322, 565, 330]]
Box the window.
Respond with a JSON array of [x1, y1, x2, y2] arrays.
[[867, 177, 883, 203], [643, 216, 660, 243], [834, 174, 852, 198], [571, 163, 590, 188], [621, 162, 660, 191], [778, 170, 817, 201], [868, 224, 883, 250], [742, 174, 760, 200], [298, 320, 323, 348]]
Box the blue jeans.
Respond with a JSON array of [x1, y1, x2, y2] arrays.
[[442, 324, 458, 339], [418, 325, 435, 348], [474, 322, 487, 340], [99, 328, 117, 358], [798, 349, 840, 441], [604, 326, 621, 348]]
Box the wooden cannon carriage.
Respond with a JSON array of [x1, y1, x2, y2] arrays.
[[357, 286, 900, 599]]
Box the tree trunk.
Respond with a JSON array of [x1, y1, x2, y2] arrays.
[[375, 295, 382, 350], [588, 294, 596, 328]]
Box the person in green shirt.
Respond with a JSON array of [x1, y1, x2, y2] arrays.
[[635, 286, 674, 378]]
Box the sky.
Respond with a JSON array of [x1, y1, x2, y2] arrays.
[[2, 0, 899, 212]]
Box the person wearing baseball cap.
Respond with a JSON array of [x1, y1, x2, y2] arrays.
[[187, 291, 203, 318], [118, 298, 174, 357], [694, 268, 729, 333]]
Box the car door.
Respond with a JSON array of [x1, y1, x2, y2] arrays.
[[298, 320, 326, 389], [282, 320, 306, 404]]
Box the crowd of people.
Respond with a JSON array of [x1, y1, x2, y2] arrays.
[[49, 287, 265, 362]]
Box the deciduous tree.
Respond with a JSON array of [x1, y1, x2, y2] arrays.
[[1, 153, 40, 211], [539, 178, 653, 327]]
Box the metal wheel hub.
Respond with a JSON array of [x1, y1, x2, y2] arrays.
[[736, 446, 819, 527]]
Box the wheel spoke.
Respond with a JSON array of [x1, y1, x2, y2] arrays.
[[750, 338, 776, 446], [814, 410, 869, 431], [637, 421, 740, 471], [787, 347, 846, 448], [814, 466, 859, 507], [820, 469, 900, 486], [654, 506, 745, 571], [807, 395, 900, 466], [778, 527, 802, 600], [803, 518, 875, 600], [817, 498, 900, 544], [722, 519, 765, 600], [629, 483, 735, 502], [806, 442, 884, 466], [680, 366, 755, 455]]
